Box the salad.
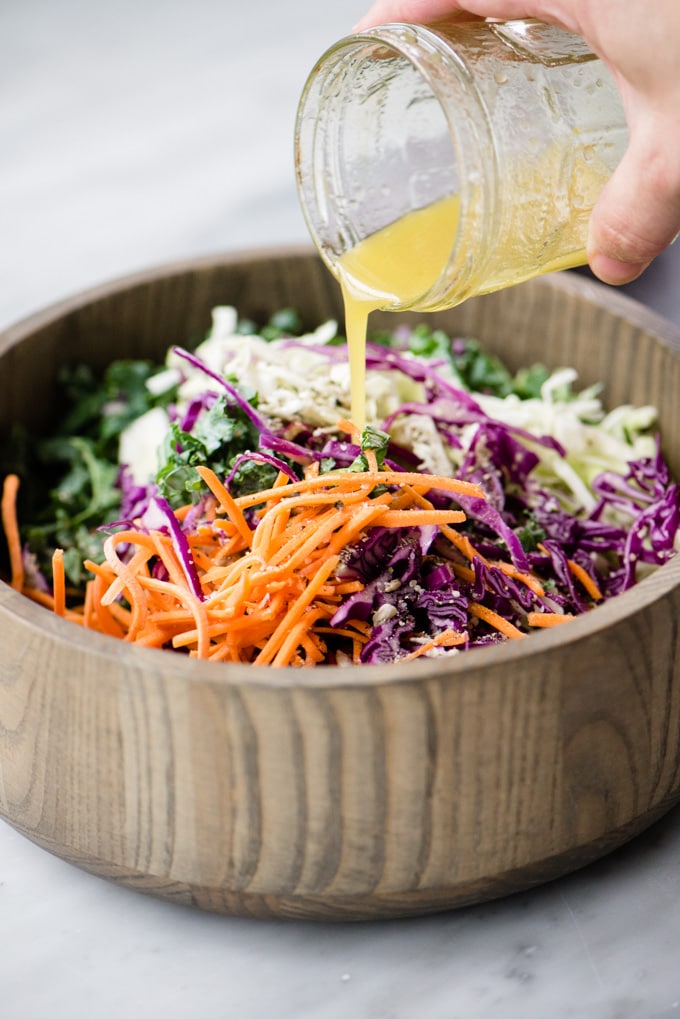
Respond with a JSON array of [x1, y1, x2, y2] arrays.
[[2, 305, 679, 666]]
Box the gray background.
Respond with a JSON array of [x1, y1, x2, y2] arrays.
[[2, 2, 680, 1017]]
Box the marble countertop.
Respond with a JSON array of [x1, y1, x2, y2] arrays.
[[3, 2, 680, 1016]]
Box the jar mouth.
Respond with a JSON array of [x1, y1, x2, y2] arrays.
[[294, 22, 495, 312]]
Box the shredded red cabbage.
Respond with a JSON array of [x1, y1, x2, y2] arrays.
[[225, 451, 298, 486], [149, 495, 205, 602]]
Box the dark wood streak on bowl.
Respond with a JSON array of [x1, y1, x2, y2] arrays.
[[1, 248, 680, 920]]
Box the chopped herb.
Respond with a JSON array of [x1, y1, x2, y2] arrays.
[[512, 363, 551, 400], [408, 324, 457, 364], [260, 307, 304, 340], [516, 514, 547, 553], [348, 424, 390, 472], [450, 337, 515, 398], [157, 397, 259, 505]]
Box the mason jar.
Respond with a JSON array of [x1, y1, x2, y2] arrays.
[[294, 19, 629, 312]]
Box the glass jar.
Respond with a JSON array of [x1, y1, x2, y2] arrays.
[[294, 19, 629, 312]]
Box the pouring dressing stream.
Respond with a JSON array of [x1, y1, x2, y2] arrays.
[[340, 195, 461, 430], [295, 19, 629, 429]]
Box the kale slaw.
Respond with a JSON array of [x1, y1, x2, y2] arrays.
[[2, 305, 679, 665]]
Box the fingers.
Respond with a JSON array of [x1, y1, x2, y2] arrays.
[[354, 0, 680, 285], [354, 0, 548, 31], [354, 0, 465, 29], [587, 114, 680, 285]]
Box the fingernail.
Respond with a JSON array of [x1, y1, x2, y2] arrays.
[[589, 253, 650, 286]]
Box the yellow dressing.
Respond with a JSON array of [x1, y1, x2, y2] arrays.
[[336, 144, 612, 431], [339, 195, 461, 432]]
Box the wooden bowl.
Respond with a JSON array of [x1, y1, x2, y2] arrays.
[[2, 249, 680, 921]]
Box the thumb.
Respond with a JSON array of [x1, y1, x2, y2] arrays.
[[587, 115, 680, 285]]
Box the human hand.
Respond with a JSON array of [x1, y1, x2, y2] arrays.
[[354, 1, 680, 286]]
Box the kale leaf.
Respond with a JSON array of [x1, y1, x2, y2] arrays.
[[156, 396, 260, 506]]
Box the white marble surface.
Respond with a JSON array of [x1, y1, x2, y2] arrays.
[[3, 2, 680, 1016]]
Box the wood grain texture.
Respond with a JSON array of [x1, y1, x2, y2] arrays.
[[2, 249, 680, 920]]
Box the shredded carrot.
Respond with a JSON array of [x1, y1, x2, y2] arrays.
[[22, 587, 56, 609], [101, 534, 150, 639], [364, 449, 379, 473], [378, 509, 466, 528], [567, 558, 603, 601], [493, 561, 546, 599], [449, 557, 546, 605], [469, 602, 526, 640], [537, 543, 603, 603], [328, 580, 364, 595], [527, 611, 574, 628], [83, 579, 95, 629], [5, 434, 607, 666], [270, 608, 326, 668], [450, 562, 476, 584], [1, 474, 24, 591], [196, 466, 253, 546], [399, 629, 468, 661], [315, 625, 369, 643], [336, 417, 362, 445], [51, 549, 66, 617], [440, 523, 489, 565], [327, 501, 392, 555], [83, 565, 127, 637], [254, 554, 341, 665], [26, 458, 484, 666], [345, 618, 371, 636], [232, 470, 486, 510]]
